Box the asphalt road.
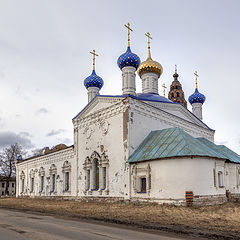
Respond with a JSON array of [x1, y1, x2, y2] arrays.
[[0, 208, 194, 240]]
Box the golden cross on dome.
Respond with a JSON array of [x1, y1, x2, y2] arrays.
[[194, 71, 199, 88], [145, 32, 152, 58], [124, 23, 133, 47], [90, 49, 98, 70], [162, 83, 167, 97]]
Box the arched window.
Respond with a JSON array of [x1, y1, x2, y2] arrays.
[[218, 171, 223, 188], [171, 93, 174, 98], [93, 159, 99, 190], [20, 171, 25, 194], [62, 161, 71, 192], [39, 167, 45, 193], [177, 92, 180, 97], [29, 169, 35, 193], [49, 164, 57, 193], [175, 86, 178, 89], [84, 151, 109, 194]]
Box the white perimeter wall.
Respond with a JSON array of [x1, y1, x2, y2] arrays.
[[16, 147, 75, 197]]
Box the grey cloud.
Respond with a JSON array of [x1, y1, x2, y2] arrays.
[[19, 131, 32, 138], [0, 131, 35, 149], [15, 114, 21, 117], [36, 107, 50, 115], [46, 129, 66, 137]]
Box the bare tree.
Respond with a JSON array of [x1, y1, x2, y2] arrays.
[[0, 143, 26, 195]]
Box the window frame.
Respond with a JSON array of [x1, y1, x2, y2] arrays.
[[218, 171, 224, 188]]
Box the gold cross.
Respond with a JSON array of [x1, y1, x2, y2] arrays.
[[175, 64, 177, 73], [90, 49, 98, 70], [124, 23, 133, 47], [194, 71, 199, 88], [145, 32, 152, 58], [162, 83, 167, 97]]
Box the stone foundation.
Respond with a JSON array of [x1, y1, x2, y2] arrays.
[[192, 194, 227, 206], [78, 196, 124, 203], [228, 193, 240, 202]]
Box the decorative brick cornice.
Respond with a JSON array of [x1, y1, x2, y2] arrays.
[[17, 147, 74, 170]]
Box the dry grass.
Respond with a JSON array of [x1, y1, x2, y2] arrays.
[[0, 197, 240, 238]]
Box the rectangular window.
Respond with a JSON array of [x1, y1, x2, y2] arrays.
[[218, 171, 224, 188], [86, 169, 90, 190], [12, 183, 14, 188], [31, 178, 34, 192], [213, 169, 216, 187], [140, 178, 147, 193], [40, 176, 44, 192], [1, 191, 4, 195], [52, 174, 56, 192], [65, 172, 70, 191], [21, 179, 24, 193], [102, 167, 106, 190], [2, 183, 4, 188]]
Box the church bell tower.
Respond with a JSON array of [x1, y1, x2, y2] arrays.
[[168, 66, 187, 108]]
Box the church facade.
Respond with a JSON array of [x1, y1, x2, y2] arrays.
[[16, 26, 240, 205]]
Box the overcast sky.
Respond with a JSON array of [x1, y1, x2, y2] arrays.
[[0, 0, 239, 155]]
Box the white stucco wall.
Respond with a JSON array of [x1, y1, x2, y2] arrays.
[[130, 157, 240, 203], [74, 99, 129, 199], [128, 98, 214, 156]]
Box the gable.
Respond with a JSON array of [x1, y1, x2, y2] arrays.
[[72, 95, 125, 121]]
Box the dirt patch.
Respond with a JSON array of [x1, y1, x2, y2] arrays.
[[0, 197, 240, 239]]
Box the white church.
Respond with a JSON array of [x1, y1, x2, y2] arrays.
[[16, 25, 240, 205]]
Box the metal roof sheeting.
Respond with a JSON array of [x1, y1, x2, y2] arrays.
[[128, 128, 240, 163], [197, 138, 240, 164]]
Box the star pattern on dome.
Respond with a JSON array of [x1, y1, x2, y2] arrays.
[[117, 46, 140, 70], [84, 70, 104, 89], [188, 88, 205, 105]]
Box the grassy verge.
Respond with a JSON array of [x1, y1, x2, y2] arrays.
[[0, 197, 240, 239]]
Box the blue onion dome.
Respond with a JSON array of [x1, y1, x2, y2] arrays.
[[117, 46, 141, 70], [188, 88, 206, 105], [84, 70, 104, 89]]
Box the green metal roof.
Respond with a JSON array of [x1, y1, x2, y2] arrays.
[[197, 137, 240, 164], [128, 128, 240, 163]]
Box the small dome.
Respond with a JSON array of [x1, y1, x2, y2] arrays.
[[188, 88, 205, 105], [117, 46, 140, 70], [138, 56, 163, 78], [84, 70, 104, 89]]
